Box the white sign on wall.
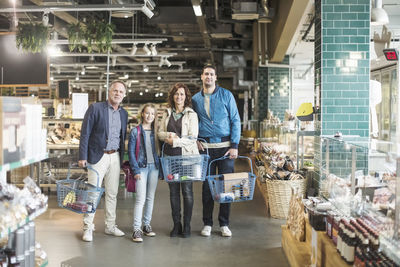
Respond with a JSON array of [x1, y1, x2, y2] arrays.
[[72, 93, 88, 119]]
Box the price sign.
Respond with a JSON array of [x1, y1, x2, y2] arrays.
[[383, 48, 399, 61]]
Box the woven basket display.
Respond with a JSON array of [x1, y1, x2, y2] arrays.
[[266, 178, 307, 219]]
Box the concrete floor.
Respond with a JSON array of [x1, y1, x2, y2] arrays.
[[35, 159, 290, 267]]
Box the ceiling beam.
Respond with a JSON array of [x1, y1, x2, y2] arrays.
[[267, 0, 309, 63]]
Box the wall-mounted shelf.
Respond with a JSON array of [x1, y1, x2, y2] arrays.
[[0, 153, 48, 174]]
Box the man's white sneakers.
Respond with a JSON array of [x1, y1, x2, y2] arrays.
[[200, 225, 212, 236], [82, 229, 93, 242], [105, 225, 125, 237], [220, 226, 232, 237]]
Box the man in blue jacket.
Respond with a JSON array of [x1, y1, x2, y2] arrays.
[[192, 65, 241, 237], [78, 80, 128, 242]]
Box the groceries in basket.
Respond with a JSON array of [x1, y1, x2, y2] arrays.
[[56, 166, 104, 214], [213, 172, 252, 201]]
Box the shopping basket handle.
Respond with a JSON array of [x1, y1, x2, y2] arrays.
[[85, 165, 101, 188], [161, 137, 209, 157], [207, 155, 253, 176]]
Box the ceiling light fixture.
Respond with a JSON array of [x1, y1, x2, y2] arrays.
[[75, 73, 79, 81], [157, 75, 162, 80], [158, 57, 164, 67], [143, 65, 149, 72], [130, 44, 138, 56], [128, 89, 132, 93], [145, 89, 149, 93], [164, 58, 172, 67], [143, 44, 151, 56], [192, 0, 203, 16], [42, 12, 49, 26], [142, 0, 155, 18], [81, 66, 85, 75], [159, 92, 163, 96], [140, 92, 143, 96], [371, 0, 389, 25], [150, 44, 158, 56], [112, 56, 117, 67]]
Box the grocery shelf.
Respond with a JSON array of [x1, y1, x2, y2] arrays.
[[0, 153, 48, 173], [0, 205, 48, 240]]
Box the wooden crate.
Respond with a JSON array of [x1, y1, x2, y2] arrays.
[[15, 87, 29, 96], [281, 225, 311, 267], [9, 165, 31, 184], [38, 88, 51, 99]]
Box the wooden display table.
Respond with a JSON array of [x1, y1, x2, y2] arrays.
[[281, 225, 311, 267], [283, 219, 352, 267]]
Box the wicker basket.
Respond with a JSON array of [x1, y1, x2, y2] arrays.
[[266, 178, 307, 219]]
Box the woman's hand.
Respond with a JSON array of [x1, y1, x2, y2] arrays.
[[134, 174, 141, 180], [165, 132, 177, 145]]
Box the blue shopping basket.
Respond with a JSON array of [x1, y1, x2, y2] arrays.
[[56, 165, 104, 214], [206, 155, 256, 203], [160, 138, 210, 182]]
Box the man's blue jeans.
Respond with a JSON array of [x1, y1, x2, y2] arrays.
[[202, 147, 234, 227]]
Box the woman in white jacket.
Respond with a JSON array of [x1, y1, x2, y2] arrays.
[[158, 83, 199, 238]]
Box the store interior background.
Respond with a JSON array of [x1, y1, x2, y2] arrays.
[[1, 0, 400, 266]]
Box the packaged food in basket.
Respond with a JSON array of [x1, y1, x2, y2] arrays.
[[222, 172, 249, 193], [217, 193, 234, 202], [62, 191, 76, 206], [67, 202, 88, 213], [241, 179, 250, 198]]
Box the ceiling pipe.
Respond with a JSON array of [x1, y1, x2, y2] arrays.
[[0, 4, 149, 14], [52, 52, 177, 57], [48, 38, 167, 45], [50, 61, 186, 67]]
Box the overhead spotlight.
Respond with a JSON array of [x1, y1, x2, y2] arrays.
[[192, 0, 203, 16], [143, 44, 151, 56], [81, 66, 85, 75], [128, 89, 132, 93], [140, 92, 143, 96], [124, 73, 129, 79], [157, 75, 162, 80], [178, 65, 183, 72], [42, 12, 49, 27], [371, 0, 389, 25], [50, 76, 54, 81], [143, 65, 149, 72], [145, 89, 149, 93], [130, 44, 137, 56], [75, 73, 79, 81], [150, 44, 158, 56], [159, 92, 163, 96], [155, 93, 159, 97], [142, 2, 154, 19], [112, 56, 117, 67], [158, 57, 164, 67], [164, 58, 172, 67]]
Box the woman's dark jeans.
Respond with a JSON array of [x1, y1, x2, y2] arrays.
[[169, 181, 193, 225]]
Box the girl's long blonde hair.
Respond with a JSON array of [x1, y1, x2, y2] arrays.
[[138, 103, 160, 154]]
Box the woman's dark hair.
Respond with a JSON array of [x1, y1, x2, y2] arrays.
[[167, 83, 192, 109]]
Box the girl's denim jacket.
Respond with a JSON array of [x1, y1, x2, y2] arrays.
[[128, 124, 160, 176]]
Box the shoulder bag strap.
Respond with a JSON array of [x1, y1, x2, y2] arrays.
[[136, 125, 141, 161]]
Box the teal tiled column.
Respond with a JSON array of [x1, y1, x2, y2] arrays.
[[315, 0, 370, 137], [258, 57, 291, 121]]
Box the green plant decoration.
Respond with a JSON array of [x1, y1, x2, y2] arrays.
[[16, 23, 49, 53], [68, 20, 115, 53], [67, 22, 85, 52]]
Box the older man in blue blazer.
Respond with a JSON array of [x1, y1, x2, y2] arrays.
[[78, 80, 128, 242]]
